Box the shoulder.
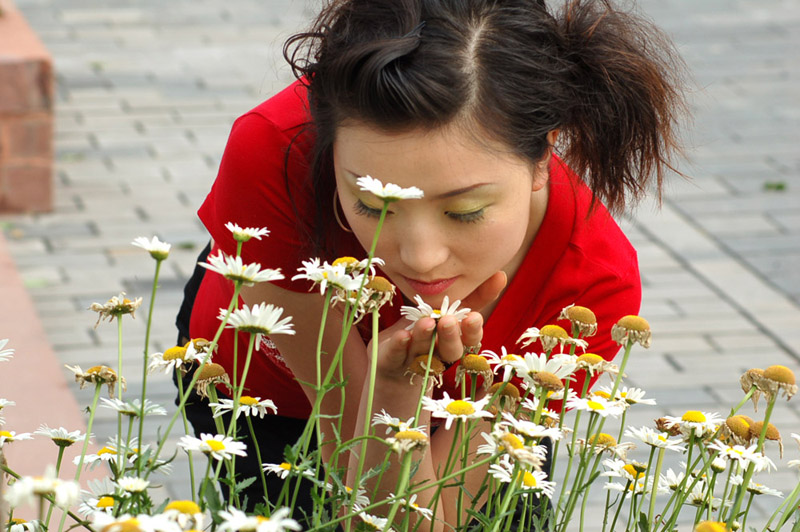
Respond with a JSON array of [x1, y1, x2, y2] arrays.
[[232, 80, 311, 142]]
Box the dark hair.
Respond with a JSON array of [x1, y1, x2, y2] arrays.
[[284, 0, 687, 258]]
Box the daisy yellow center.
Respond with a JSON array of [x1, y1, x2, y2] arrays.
[[588, 433, 617, 447], [463, 355, 490, 372], [280, 462, 292, 471], [501, 433, 525, 450], [102, 519, 141, 532], [593, 391, 611, 399], [205, 440, 226, 452], [764, 365, 795, 385], [163, 346, 187, 361], [431, 310, 442, 318], [489, 382, 521, 399], [567, 306, 596, 324], [694, 522, 729, 532], [540, 324, 568, 339], [623, 464, 644, 479], [396, 430, 428, 443], [502, 354, 522, 362], [445, 400, 475, 416], [578, 353, 604, 365], [586, 400, 606, 411], [255, 517, 270, 524], [98, 446, 116, 455], [239, 396, 259, 406], [519, 471, 538, 488], [726, 416, 752, 439], [531, 371, 564, 391], [96, 496, 115, 509], [615, 315, 650, 332], [165, 500, 201, 514], [332, 256, 358, 267], [0, 430, 12, 438], [682, 410, 707, 423], [10, 519, 26, 525]]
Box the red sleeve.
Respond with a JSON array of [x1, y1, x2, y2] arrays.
[[197, 111, 315, 292]]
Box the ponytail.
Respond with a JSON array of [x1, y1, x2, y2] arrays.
[[555, 0, 688, 213]]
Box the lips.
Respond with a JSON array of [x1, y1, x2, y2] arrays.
[[403, 276, 458, 296]]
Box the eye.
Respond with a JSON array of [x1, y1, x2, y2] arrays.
[[446, 209, 485, 223], [353, 199, 386, 218]]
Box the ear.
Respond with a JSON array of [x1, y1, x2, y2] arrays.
[[532, 130, 559, 192]]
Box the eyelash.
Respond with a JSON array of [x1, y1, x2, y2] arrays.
[[353, 199, 485, 224]]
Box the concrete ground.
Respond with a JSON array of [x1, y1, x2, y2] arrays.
[[1, 0, 798, 529]]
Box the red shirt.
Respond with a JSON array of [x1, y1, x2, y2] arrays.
[[192, 81, 642, 419]]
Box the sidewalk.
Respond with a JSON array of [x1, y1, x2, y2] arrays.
[[1, 0, 798, 526]]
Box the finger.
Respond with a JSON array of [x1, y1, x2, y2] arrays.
[[408, 317, 437, 360], [461, 271, 507, 313], [377, 329, 412, 378], [460, 312, 484, 350], [436, 315, 464, 364]]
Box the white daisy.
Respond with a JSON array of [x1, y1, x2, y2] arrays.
[[34, 425, 88, 448], [100, 398, 167, 418], [224, 222, 270, 242], [597, 385, 656, 406], [519, 398, 561, 423], [218, 507, 301, 532], [488, 455, 556, 498], [517, 325, 588, 353], [73, 444, 123, 469], [131, 236, 171, 260], [729, 476, 783, 497], [0, 398, 15, 425], [601, 458, 648, 483], [149, 343, 202, 374], [292, 258, 366, 296], [354, 511, 395, 532], [565, 396, 624, 418], [400, 295, 470, 330], [326, 484, 369, 507], [162, 500, 204, 529], [0, 338, 14, 362], [499, 412, 563, 442], [78, 495, 115, 517], [5, 466, 80, 509], [356, 175, 424, 201], [483, 347, 527, 382], [707, 441, 775, 472], [624, 426, 684, 452], [220, 303, 295, 342], [116, 476, 149, 493], [371, 410, 420, 434], [177, 433, 247, 461], [8, 519, 41, 532], [574, 352, 619, 377], [209, 396, 278, 419], [421, 392, 494, 430], [262, 462, 314, 481], [476, 429, 547, 468], [91, 513, 182, 532], [390, 493, 434, 521], [659, 468, 685, 492], [0, 430, 33, 448], [385, 429, 429, 455], [519, 352, 577, 381], [200, 252, 284, 287]]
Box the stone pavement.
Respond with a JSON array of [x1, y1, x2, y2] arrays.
[[0, 0, 798, 528]]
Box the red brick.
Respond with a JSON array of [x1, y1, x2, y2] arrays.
[[3, 115, 53, 159], [0, 163, 52, 212]]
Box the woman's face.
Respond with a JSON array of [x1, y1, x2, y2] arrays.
[[333, 122, 549, 309]]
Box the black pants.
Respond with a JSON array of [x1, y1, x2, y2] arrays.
[[174, 242, 552, 529]]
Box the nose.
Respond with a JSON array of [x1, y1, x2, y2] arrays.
[[397, 223, 449, 276]]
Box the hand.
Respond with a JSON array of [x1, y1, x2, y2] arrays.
[[371, 271, 508, 381]]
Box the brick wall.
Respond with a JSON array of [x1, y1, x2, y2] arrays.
[[0, 0, 53, 213]]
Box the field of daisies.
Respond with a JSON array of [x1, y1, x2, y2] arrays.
[[1, 177, 799, 532]]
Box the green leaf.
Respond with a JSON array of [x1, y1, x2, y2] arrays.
[[637, 511, 650, 532]]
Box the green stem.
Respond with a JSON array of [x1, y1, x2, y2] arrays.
[[246, 415, 269, 508], [413, 333, 438, 426], [648, 447, 666, 528], [608, 480, 632, 532], [116, 317, 125, 476], [382, 453, 413, 531], [175, 367, 197, 503], [43, 446, 66, 528], [137, 258, 163, 475]]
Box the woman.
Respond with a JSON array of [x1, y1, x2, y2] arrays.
[[176, 0, 686, 527]]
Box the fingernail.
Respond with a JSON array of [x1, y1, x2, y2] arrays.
[[441, 320, 455, 332], [400, 335, 411, 346]]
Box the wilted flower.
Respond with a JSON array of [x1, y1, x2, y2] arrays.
[[193, 362, 231, 400], [518, 324, 588, 353], [89, 292, 142, 328], [740, 368, 765, 411], [131, 236, 171, 260], [400, 295, 470, 330], [455, 354, 494, 392], [65, 364, 126, 398], [756, 365, 797, 402], [357, 175, 424, 201], [558, 304, 598, 337], [749, 420, 784, 458], [371, 410, 419, 434], [723, 415, 755, 445], [405, 354, 446, 389], [610, 315, 651, 348], [200, 252, 284, 286], [224, 222, 270, 242], [574, 353, 618, 377]]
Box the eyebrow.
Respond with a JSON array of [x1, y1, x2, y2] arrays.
[[346, 170, 492, 200]]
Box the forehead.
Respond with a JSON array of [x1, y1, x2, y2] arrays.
[[333, 122, 532, 190]]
